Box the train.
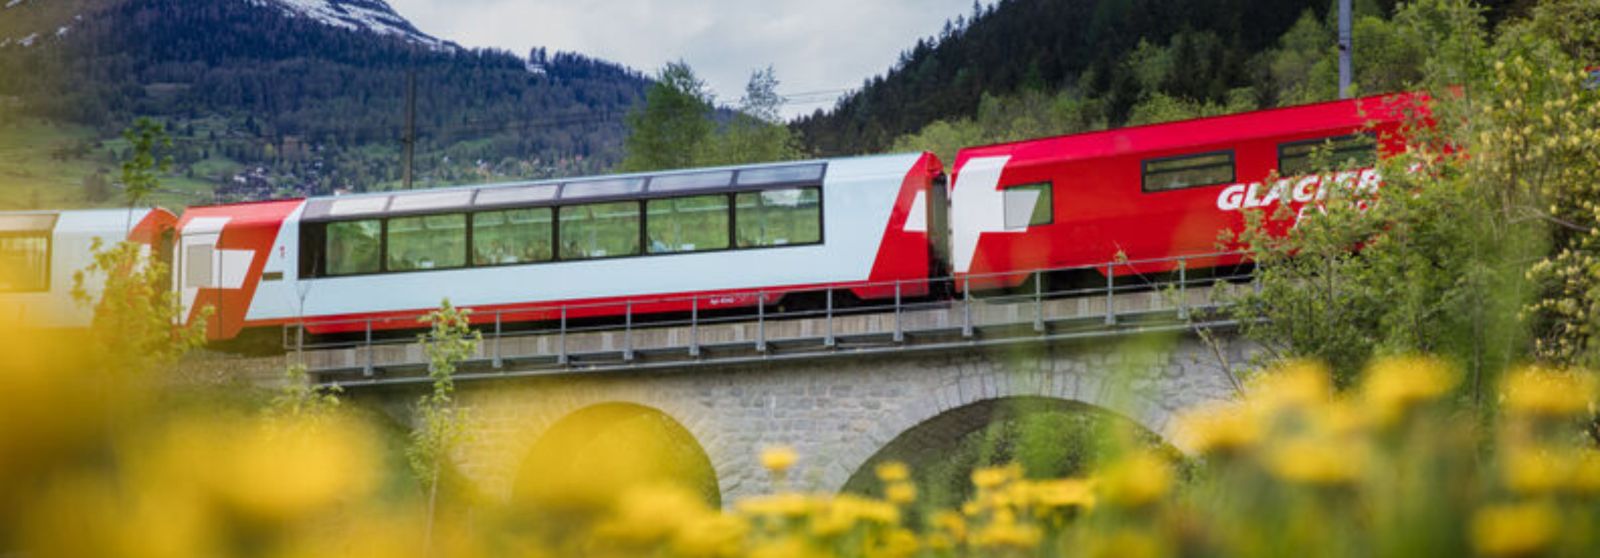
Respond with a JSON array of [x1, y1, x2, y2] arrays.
[[0, 92, 1422, 345]]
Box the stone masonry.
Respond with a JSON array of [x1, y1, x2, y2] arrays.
[[349, 329, 1250, 505]]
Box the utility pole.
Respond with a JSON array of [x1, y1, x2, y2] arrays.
[[403, 66, 417, 190], [1338, 0, 1353, 99]]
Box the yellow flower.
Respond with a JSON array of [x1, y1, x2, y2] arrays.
[[1099, 453, 1173, 508], [971, 466, 1012, 490], [1502, 449, 1567, 495], [1247, 361, 1334, 412], [970, 519, 1041, 550], [595, 485, 710, 543], [760, 445, 798, 474], [1472, 502, 1559, 557], [1174, 403, 1260, 455], [1362, 356, 1459, 426], [736, 493, 817, 518], [932, 510, 967, 542], [1570, 450, 1600, 495], [1089, 529, 1163, 558], [875, 461, 910, 483], [1266, 437, 1364, 486], [672, 514, 748, 558], [1030, 479, 1096, 511], [1500, 366, 1598, 418], [885, 481, 917, 505]]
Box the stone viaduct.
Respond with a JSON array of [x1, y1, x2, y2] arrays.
[[344, 326, 1251, 505]]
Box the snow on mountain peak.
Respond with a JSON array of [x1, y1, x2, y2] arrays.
[[251, 0, 454, 49]]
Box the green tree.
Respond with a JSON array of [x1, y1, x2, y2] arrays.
[[71, 239, 210, 383], [118, 117, 172, 208], [407, 299, 481, 547], [696, 66, 804, 166], [621, 61, 714, 171]]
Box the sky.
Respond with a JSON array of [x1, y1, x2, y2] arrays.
[[385, 0, 993, 120]]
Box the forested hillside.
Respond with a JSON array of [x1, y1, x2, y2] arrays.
[[795, 0, 1533, 156], [0, 0, 649, 207]]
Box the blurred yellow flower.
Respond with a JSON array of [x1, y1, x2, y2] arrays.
[[673, 514, 748, 558], [1099, 453, 1173, 508], [1570, 450, 1600, 495], [1089, 529, 1163, 558], [1248, 361, 1334, 412], [971, 520, 1041, 549], [1472, 501, 1559, 557], [737, 492, 817, 518], [972, 466, 1011, 490], [1502, 449, 1568, 495], [595, 485, 710, 543], [875, 461, 910, 483], [1266, 437, 1364, 486], [885, 481, 917, 505], [932, 510, 967, 542], [760, 445, 799, 474], [1501, 366, 1598, 418], [1030, 479, 1097, 511], [1175, 403, 1260, 455], [1362, 356, 1459, 426]]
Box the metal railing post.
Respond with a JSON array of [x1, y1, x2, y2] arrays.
[[824, 287, 836, 348], [893, 281, 904, 343], [962, 278, 974, 338], [1178, 258, 1189, 320], [623, 301, 634, 362], [1105, 263, 1117, 326], [557, 306, 568, 365], [363, 319, 374, 377], [756, 292, 767, 352], [1033, 271, 1045, 333], [493, 310, 504, 369], [689, 296, 701, 357]]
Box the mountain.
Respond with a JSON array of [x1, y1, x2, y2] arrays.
[[0, 0, 650, 207]]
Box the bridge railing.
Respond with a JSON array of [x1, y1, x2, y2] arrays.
[[290, 251, 1256, 384]]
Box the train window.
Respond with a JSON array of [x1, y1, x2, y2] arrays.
[[0, 234, 50, 292], [735, 187, 821, 248], [1142, 151, 1235, 192], [474, 208, 553, 266], [647, 195, 730, 254], [184, 244, 213, 289], [737, 164, 825, 186], [650, 171, 734, 193], [1278, 134, 1377, 176], [559, 201, 641, 260], [325, 219, 382, 276], [387, 214, 467, 272], [1003, 183, 1053, 229]]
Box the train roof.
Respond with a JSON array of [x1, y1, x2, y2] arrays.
[[959, 92, 1425, 164], [187, 153, 925, 223]]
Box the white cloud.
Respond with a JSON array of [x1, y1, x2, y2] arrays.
[[386, 0, 992, 119]]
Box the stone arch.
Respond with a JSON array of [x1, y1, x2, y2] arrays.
[[839, 396, 1166, 508], [511, 401, 721, 511]]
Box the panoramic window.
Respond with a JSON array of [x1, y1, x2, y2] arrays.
[[0, 235, 50, 292], [1142, 151, 1236, 192], [325, 219, 382, 276], [647, 195, 731, 254], [474, 208, 554, 266], [735, 187, 822, 248], [560, 201, 641, 260], [1003, 183, 1053, 230], [387, 214, 467, 272], [1278, 134, 1378, 176]]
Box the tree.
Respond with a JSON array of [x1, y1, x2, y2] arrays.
[[407, 299, 481, 548], [118, 117, 172, 208], [621, 61, 714, 171], [696, 66, 804, 166]]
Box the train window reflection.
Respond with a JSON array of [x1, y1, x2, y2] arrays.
[[560, 201, 640, 260], [735, 187, 821, 248], [1278, 134, 1377, 176], [326, 219, 382, 276], [474, 208, 553, 266], [388, 214, 467, 272], [1142, 151, 1235, 192], [0, 235, 49, 292], [647, 195, 730, 254]]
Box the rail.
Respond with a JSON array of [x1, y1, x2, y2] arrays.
[[291, 251, 1257, 386]]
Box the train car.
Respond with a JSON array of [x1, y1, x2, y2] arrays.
[[946, 92, 1424, 290], [175, 153, 945, 341], [0, 208, 177, 329]]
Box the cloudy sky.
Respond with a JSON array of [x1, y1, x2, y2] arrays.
[[386, 0, 993, 120]]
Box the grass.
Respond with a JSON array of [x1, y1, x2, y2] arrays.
[[0, 116, 227, 210]]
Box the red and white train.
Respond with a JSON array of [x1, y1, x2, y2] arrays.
[[1, 92, 1422, 343]]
